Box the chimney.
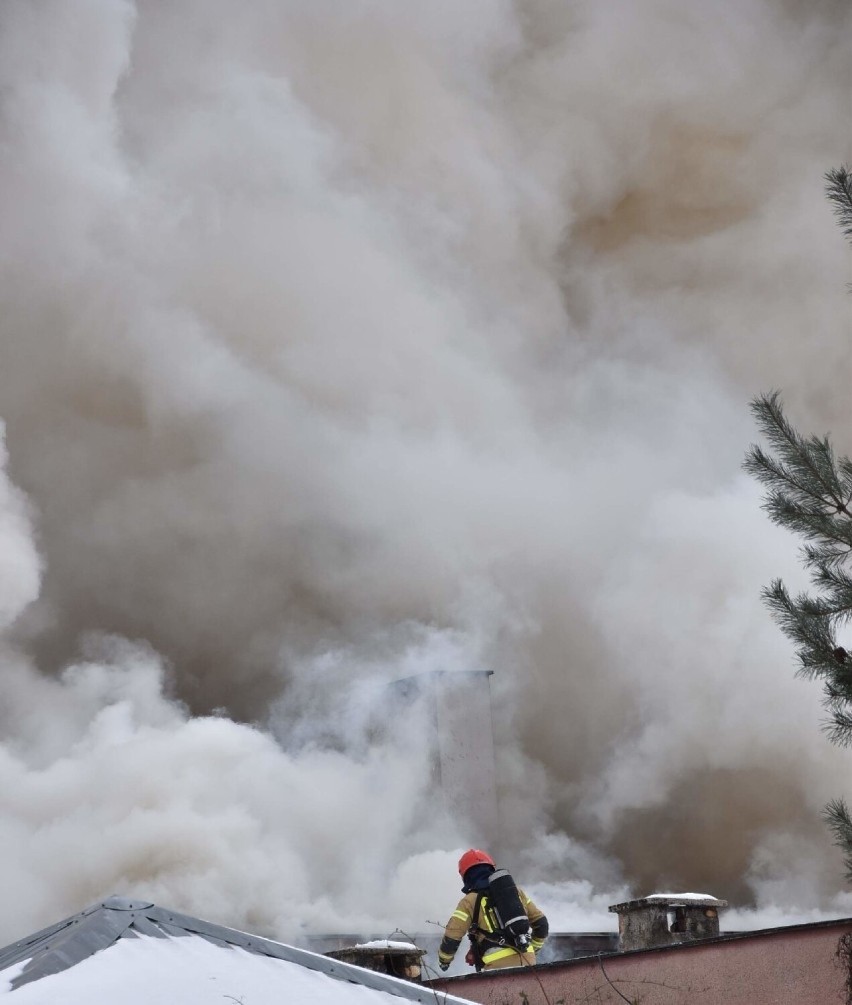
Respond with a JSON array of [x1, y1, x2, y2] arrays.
[[389, 670, 498, 846], [324, 940, 427, 982], [608, 893, 727, 952]]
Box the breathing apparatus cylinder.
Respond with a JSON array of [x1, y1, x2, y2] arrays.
[[487, 869, 531, 949]]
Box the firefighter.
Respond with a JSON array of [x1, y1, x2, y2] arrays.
[[437, 849, 549, 972]]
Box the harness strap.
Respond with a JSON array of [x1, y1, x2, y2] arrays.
[[466, 893, 486, 972]]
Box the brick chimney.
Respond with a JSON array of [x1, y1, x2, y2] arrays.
[[609, 893, 727, 952]]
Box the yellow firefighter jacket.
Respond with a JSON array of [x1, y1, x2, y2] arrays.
[[438, 886, 548, 971]]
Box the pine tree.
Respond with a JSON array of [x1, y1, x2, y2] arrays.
[[744, 166, 852, 877]]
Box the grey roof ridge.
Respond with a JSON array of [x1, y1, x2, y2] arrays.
[[0, 896, 471, 1005]]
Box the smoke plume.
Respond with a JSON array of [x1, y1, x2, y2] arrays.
[[2, 0, 852, 944]]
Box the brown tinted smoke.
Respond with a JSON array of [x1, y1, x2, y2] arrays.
[[1, 0, 852, 941]]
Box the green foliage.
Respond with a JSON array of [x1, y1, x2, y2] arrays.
[[745, 390, 852, 706], [745, 391, 852, 875], [745, 166, 852, 877], [825, 798, 852, 862]]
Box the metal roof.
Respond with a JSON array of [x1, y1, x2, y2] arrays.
[[0, 896, 468, 1004]]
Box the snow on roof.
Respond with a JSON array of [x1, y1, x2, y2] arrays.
[[0, 932, 436, 1005], [0, 897, 473, 1005], [0, 962, 29, 989]]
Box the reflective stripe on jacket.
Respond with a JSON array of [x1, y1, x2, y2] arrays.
[[438, 887, 547, 969]]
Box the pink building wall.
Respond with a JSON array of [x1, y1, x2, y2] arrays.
[[428, 919, 852, 1004]]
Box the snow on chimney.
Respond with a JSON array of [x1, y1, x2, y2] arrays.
[[325, 940, 426, 982]]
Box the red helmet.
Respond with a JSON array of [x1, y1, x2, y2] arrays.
[[458, 849, 495, 877]]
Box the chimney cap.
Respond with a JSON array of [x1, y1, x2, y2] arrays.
[[609, 892, 728, 914]]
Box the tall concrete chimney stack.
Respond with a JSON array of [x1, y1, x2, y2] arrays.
[[390, 670, 498, 846]]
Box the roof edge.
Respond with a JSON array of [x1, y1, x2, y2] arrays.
[[0, 897, 471, 1005]]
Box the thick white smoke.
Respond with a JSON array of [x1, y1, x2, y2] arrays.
[[2, 0, 852, 945]]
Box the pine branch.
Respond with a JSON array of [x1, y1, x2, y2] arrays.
[[745, 393, 848, 515], [826, 167, 852, 243], [825, 799, 852, 879], [812, 563, 852, 621], [804, 543, 852, 572], [762, 494, 852, 555], [826, 704, 852, 747], [762, 580, 838, 679]]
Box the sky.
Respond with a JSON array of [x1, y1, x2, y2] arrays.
[[2, 0, 852, 953], [0, 934, 470, 1005]]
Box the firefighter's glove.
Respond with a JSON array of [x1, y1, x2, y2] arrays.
[[465, 949, 476, 967], [438, 960, 450, 972]]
